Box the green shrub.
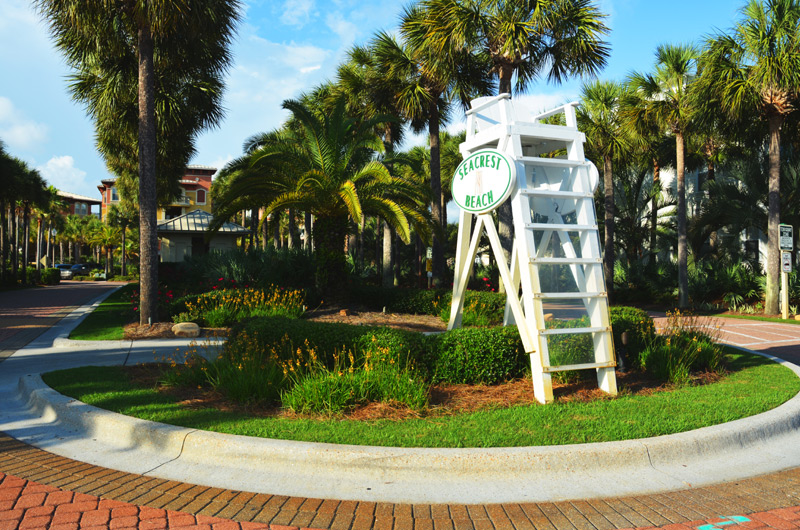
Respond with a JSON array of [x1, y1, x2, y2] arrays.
[[432, 326, 526, 384], [40, 268, 61, 285], [170, 286, 305, 326], [281, 354, 428, 414], [229, 317, 429, 372], [609, 306, 656, 369], [640, 311, 725, 384], [351, 285, 506, 326]]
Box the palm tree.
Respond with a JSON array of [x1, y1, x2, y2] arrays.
[[107, 203, 138, 276], [335, 45, 409, 287], [697, 0, 800, 314], [374, 27, 489, 285], [213, 98, 431, 296], [37, 0, 241, 324], [626, 44, 700, 308], [578, 80, 633, 304], [404, 0, 610, 264]]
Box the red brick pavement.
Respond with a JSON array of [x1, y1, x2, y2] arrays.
[[0, 472, 283, 530], [3, 469, 800, 530]]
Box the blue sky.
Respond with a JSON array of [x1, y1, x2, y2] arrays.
[[0, 0, 743, 202]]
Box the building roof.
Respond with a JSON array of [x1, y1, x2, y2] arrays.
[[186, 164, 218, 171], [58, 190, 102, 204], [156, 209, 250, 235]]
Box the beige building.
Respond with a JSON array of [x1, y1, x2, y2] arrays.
[[157, 209, 250, 262]]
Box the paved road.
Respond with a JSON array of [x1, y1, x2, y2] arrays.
[[0, 281, 121, 362], [1, 288, 800, 530]]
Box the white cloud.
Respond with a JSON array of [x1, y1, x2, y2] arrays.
[[280, 0, 315, 27], [300, 65, 322, 74], [325, 11, 359, 48], [37, 156, 93, 197], [0, 97, 48, 151]]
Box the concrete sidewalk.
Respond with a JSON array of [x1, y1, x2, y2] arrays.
[[1, 291, 800, 529]]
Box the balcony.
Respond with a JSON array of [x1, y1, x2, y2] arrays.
[[170, 196, 193, 206]]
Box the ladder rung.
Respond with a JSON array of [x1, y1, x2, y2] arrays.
[[533, 292, 606, 299], [520, 190, 593, 199], [540, 326, 609, 335], [518, 156, 587, 168], [525, 223, 597, 231], [530, 257, 602, 264], [543, 361, 616, 373]]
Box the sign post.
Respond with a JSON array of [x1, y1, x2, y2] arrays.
[[780, 224, 793, 319]]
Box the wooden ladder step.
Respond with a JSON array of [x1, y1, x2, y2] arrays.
[[543, 361, 615, 373], [529, 257, 601, 264], [539, 326, 610, 335], [520, 190, 593, 199], [525, 223, 597, 231], [518, 156, 587, 168], [533, 292, 606, 299]]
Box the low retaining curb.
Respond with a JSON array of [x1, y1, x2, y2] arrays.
[[16, 351, 800, 504]]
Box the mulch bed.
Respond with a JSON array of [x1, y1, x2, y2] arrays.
[[122, 363, 720, 421]]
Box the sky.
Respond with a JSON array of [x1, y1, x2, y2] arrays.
[[0, 0, 744, 204]]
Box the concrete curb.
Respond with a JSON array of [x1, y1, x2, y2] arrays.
[[17, 351, 800, 504]]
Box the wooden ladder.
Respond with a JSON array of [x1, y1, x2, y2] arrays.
[[448, 94, 617, 404]]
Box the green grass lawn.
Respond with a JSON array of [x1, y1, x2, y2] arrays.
[[69, 284, 137, 340], [41, 350, 800, 448]]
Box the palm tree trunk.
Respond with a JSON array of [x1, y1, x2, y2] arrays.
[[765, 115, 782, 315], [313, 215, 348, 299], [496, 67, 515, 291], [304, 211, 312, 250], [650, 158, 660, 258], [382, 221, 393, 288], [429, 99, 445, 285], [288, 208, 297, 248], [0, 200, 6, 283], [45, 221, 52, 270], [12, 208, 18, 281], [36, 217, 43, 270], [358, 215, 365, 270], [676, 132, 689, 309], [603, 155, 614, 304], [137, 23, 159, 325], [121, 228, 127, 276], [22, 205, 30, 284]]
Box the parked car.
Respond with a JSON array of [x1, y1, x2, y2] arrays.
[[55, 264, 73, 280], [70, 264, 90, 277]]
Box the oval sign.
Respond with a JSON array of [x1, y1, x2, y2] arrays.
[[451, 149, 516, 214]]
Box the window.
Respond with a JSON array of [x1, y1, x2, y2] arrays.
[[196, 189, 206, 204], [110, 187, 119, 202]]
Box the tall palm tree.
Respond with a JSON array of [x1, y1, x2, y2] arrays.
[[578, 80, 633, 304], [404, 0, 610, 264], [374, 27, 489, 285], [107, 203, 138, 276], [626, 44, 700, 308], [212, 98, 431, 296], [335, 45, 409, 287], [37, 0, 240, 324], [697, 0, 800, 314]]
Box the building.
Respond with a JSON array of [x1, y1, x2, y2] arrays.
[[57, 190, 101, 218], [157, 209, 250, 262], [97, 165, 215, 221]]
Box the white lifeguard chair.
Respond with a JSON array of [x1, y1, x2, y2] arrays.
[[447, 94, 617, 404]]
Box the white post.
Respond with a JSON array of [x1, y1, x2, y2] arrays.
[[782, 271, 789, 320]]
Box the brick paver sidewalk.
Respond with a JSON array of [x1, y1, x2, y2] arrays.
[[3, 431, 800, 530]]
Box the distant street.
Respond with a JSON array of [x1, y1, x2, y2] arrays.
[[0, 281, 121, 361]]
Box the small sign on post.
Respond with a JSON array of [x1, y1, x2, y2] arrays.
[[780, 224, 793, 320], [780, 224, 793, 251]]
